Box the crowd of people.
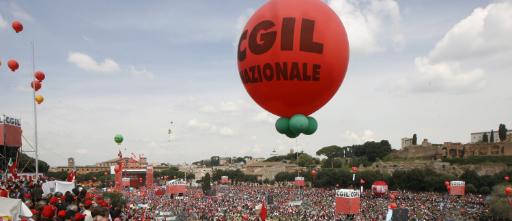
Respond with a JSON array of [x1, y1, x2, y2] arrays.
[[1, 178, 492, 221], [124, 183, 490, 221], [1, 178, 126, 221]]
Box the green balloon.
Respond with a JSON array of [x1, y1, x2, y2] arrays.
[[285, 130, 300, 138], [275, 117, 290, 134], [114, 134, 124, 144], [289, 114, 309, 134], [303, 117, 318, 135]]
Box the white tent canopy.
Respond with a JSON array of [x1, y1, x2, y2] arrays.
[[0, 197, 32, 221]]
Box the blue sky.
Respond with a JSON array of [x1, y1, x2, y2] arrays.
[[1, 0, 511, 166]]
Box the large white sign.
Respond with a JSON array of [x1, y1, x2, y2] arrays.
[[0, 115, 21, 127], [336, 189, 360, 198]]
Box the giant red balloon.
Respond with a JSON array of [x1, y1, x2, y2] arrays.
[[8, 59, 19, 72], [35, 71, 46, 82], [237, 0, 349, 118], [31, 80, 42, 91], [12, 21, 23, 33]]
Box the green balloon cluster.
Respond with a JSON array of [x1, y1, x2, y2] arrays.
[[275, 114, 318, 138], [114, 134, 124, 145]]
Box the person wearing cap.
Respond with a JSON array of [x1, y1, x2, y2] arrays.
[[83, 200, 94, 221]]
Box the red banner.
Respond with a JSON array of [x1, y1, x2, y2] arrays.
[[294, 176, 305, 187], [146, 166, 154, 188], [450, 181, 465, 195], [335, 189, 360, 215], [166, 180, 187, 194], [0, 124, 22, 147]]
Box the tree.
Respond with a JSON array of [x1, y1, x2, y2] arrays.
[[201, 173, 212, 194], [490, 130, 494, 143], [465, 183, 477, 194], [412, 134, 417, 145], [297, 153, 317, 167], [498, 124, 507, 142], [316, 145, 344, 159], [482, 133, 489, 143]]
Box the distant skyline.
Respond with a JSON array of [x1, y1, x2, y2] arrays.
[[1, 0, 511, 167]]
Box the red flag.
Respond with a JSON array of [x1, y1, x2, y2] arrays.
[[67, 170, 76, 182], [8, 158, 19, 179], [260, 200, 267, 221]]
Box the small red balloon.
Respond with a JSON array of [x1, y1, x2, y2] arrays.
[[31, 80, 42, 91], [12, 21, 23, 33], [505, 187, 512, 195], [237, 0, 349, 118], [8, 59, 19, 72], [35, 71, 46, 82], [505, 176, 510, 182]]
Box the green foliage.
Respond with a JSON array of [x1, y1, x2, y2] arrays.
[[265, 152, 309, 163], [498, 124, 507, 142], [212, 169, 257, 184], [389, 169, 452, 192], [154, 167, 185, 179], [296, 153, 318, 167], [201, 173, 211, 194], [443, 156, 512, 166], [488, 184, 512, 219], [316, 145, 344, 159], [465, 183, 477, 194], [46, 171, 68, 180], [412, 134, 417, 145], [274, 172, 296, 182], [482, 133, 489, 143], [17, 153, 50, 173], [479, 186, 491, 194], [351, 140, 392, 162]]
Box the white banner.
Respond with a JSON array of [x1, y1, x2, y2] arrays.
[[336, 189, 360, 198], [450, 181, 465, 186]]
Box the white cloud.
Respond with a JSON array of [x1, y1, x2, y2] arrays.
[[0, 13, 7, 29], [398, 1, 511, 94], [253, 111, 275, 124], [233, 8, 255, 47], [187, 119, 212, 130], [219, 127, 235, 136], [10, 2, 33, 21], [199, 105, 217, 113], [76, 148, 89, 154], [344, 130, 376, 143], [328, 0, 403, 54], [187, 119, 235, 136], [68, 52, 120, 73], [199, 100, 250, 113], [128, 66, 155, 80]]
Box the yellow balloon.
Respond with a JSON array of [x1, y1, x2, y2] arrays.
[[35, 95, 44, 104]]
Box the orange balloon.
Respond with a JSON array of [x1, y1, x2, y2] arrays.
[[237, 0, 349, 118], [35, 95, 44, 104]]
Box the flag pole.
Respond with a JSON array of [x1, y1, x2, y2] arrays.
[[32, 41, 39, 181]]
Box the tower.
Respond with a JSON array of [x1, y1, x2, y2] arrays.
[[68, 157, 75, 167]]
